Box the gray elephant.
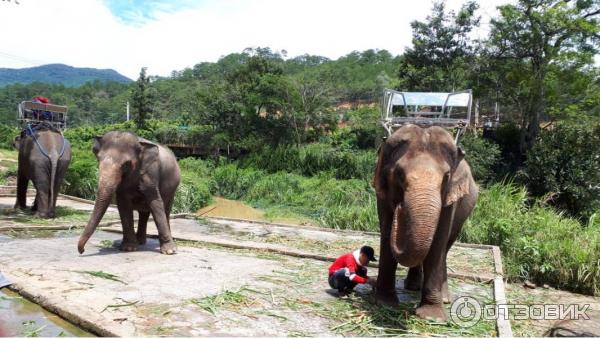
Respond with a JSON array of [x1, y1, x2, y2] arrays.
[[77, 131, 181, 255], [373, 124, 478, 321], [14, 124, 72, 218]]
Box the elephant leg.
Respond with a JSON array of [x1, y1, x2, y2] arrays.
[[137, 211, 150, 245], [14, 171, 28, 210], [416, 249, 447, 321], [117, 195, 137, 252], [164, 198, 174, 231], [442, 252, 450, 303], [415, 207, 455, 321], [32, 179, 50, 218], [375, 200, 398, 305], [148, 196, 176, 255], [404, 265, 423, 291]]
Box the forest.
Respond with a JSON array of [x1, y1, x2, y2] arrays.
[[1, 0, 599, 296]]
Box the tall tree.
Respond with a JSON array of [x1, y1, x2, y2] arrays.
[[488, 0, 600, 153], [398, 1, 480, 92], [131, 67, 153, 129]]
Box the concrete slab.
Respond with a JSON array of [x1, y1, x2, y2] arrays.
[[0, 196, 118, 214], [0, 193, 501, 336], [0, 231, 497, 336], [106, 217, 498, 279]]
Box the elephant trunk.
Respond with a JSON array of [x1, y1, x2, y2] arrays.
[[390, 186, 441, 267], [78, 162, 121, 254]]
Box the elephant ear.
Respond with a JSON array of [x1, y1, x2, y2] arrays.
[[92, 136, 102, 155], [138, 139, 159, 159], [13, 136, 21, 150], [445, 147, 469, 206], [372, 144, 387, 200]]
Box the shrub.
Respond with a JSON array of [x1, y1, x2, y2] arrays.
[[62, 146, 98, 199], [460, 182, 600, 295], [211, 164, 264, 200], [520, 122, 600, 218], [241, 143, 377, 180], [0, 125, 19, 149], [172, 172, 212, 214], [459, 133, 501, 183]]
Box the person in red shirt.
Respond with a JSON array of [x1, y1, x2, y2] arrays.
[[328, 246, 377, 295]]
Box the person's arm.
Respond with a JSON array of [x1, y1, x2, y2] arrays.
[[345, 255, 368, 284]]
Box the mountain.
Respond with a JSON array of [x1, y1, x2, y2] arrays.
[[0, 64, 132, 87]]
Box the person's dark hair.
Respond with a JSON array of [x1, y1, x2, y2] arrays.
[[360, 245, 377, 262]]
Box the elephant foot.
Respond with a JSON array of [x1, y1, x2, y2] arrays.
[[34, 211, 53, 219], [415, 303, 447, 322], [375, 289, 399, 307], [136, 234, 146, 245], [442, 282, 450, 304], [119, 241, 138, 252], [404, 277, 422, 291], [160, 240, 177, 255]]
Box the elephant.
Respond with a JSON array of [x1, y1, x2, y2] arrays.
[[14, 124, 72, 218], [372, 124, 478, 321], [77, 131, 181, 255]]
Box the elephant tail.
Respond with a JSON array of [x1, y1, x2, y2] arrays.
[[49, 152, 58, 211]]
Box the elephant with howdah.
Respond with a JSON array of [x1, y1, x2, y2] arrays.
[[14, 125, 72, 218], [77, 131, 180, 255], [373, 124, 478, 321]]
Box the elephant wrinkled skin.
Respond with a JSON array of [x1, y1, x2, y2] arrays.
[[14, 127, 72, 218], [77, 131, 181, 255], [373, 125, 478, 321]]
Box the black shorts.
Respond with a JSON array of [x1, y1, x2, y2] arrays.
[[328, 267, 367, 292]]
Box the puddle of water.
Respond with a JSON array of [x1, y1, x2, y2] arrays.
[[0, 288, 93, 337]]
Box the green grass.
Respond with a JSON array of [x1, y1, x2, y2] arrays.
[[211, 164, 377, 231], [72, 270, 127, 284], [461, 182, 600, 295], [190, 287, 255, 315]]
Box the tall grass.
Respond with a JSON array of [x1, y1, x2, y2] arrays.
[[461, 182, 600, 295], [240, 143, 377, 180], [211, 164, 378, 231]]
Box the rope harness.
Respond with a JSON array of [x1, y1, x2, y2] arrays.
[[25, 122, 66, 160]]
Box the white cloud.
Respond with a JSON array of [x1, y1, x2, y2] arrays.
[[0, 0, 508, 80]]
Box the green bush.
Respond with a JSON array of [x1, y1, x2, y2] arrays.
[[520, 122, 600, 218], [460, 182, 600, 295], [459, 133, 501, 183], [155, 124, 214, 146], [62, 146, 98, 199], [211, 164, 264, 200], [172, 172, 212, 214], [241, 143, 377, 180], [64, 121, 139, 145], [0, 125, 19, 149]]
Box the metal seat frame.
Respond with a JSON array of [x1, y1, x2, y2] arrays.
[[380, 89, 472, 144]]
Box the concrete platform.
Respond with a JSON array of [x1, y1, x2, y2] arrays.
[[0, 194, 504, 336]]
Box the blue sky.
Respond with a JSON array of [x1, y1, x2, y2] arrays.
[[103, 0, 204, 25]]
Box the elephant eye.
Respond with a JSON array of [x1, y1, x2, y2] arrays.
[[396, 169, 406, 186]]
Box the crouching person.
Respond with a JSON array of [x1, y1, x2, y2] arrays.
[[328, 246, 377, 295]]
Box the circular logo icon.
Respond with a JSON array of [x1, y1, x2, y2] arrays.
[[450, 296, 482, 328]]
